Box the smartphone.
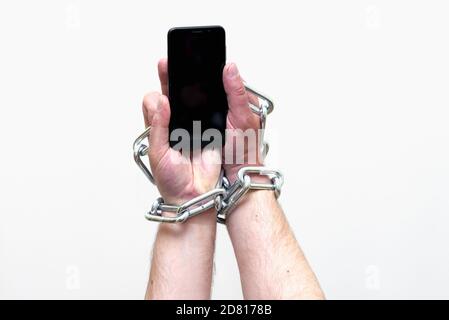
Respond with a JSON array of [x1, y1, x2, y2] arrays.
[[167, 26, 227, 149]]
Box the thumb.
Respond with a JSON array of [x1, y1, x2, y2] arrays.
[[149, 95, 170, 166], [222, 63, 258, 129]]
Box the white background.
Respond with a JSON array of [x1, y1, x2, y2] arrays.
[[1, 0, 448, 299]]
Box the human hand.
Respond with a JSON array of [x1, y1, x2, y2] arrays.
[[222, 63, 265, 183], [142, 59, 221, 205], [144, 63, 219, 300]]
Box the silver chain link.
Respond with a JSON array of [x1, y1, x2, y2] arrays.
[[133, 84, 283, 224], [216, 166, 284, 223]]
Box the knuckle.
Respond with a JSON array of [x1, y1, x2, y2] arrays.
[[233, 83, 247, 97]]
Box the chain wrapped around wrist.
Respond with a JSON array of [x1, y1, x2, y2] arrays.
[[133, 84, 283, 224]]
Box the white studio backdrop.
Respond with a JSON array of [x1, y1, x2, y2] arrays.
[[1, 0, 448, 299]]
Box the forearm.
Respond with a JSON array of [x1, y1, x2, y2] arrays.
[[226, 191, 324, 299], [145, 210, 217, 299]]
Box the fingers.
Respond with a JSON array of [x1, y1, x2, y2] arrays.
[[149, 95, 171, 165], [142, 91, 160, 127], [158, 58, 168, 96], [143, 57, 168, 126], [222, 63, 258, 129], [142, 58, 169, 167]]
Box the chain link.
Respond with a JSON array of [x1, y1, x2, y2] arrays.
[[145, 187, 227, 223], [133, 84, 282, 224], [216, 167, 284, 223]]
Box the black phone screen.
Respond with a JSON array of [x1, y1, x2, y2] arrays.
[[167, 26, 227, 149]]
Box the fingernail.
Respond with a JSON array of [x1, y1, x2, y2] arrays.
[[227, 63, 239, 79]]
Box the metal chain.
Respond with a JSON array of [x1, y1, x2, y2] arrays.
[[146, 187, 227, 223], [216, 166, 284, 224], [133, 84, 282, 224]]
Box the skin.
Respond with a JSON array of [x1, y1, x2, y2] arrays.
[[143, 59, 220, 299], [143, 59, 324, 299]]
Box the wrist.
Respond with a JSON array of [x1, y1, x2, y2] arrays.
[[158, 191, 218, 228], [161, 188, 213, 206], [160, 179, 220, 206], [158, 207, 217, 238], [226, 189, 278, 226]]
